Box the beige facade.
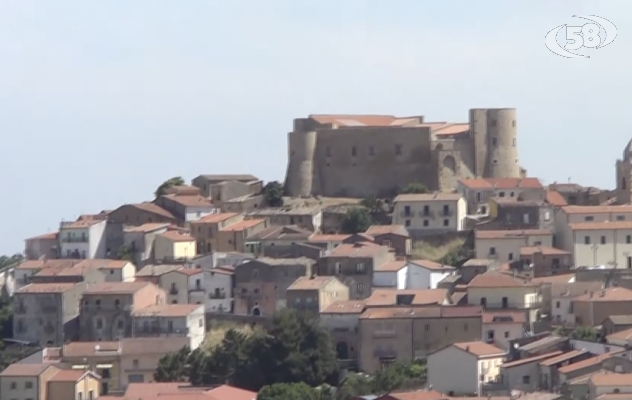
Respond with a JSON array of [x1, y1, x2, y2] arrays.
[[286, 276, 349, 313], [0, 364, 60, 400], [518, 246, 572, 277], [24, 232, 59, 261], [245, 207, 322, 232], [191, 174, 259, 198], [216, 219, 267, 252], [153, 232, 196, 262], [189, 212, 244, 254], [131, 304, 205, 350], [358, 306, 484, 373], [320, 300, 366, 361], [47, 370, 101, 400], [567, 222, 632, 268], [475, 229, 553, 263], [393, 193, 466, 237], [159, 268, 197, 304], [572, 287, 632, 327], [457, 177, 545, 215]]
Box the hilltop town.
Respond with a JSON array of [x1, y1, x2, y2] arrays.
[[3, 110, 632, 400]]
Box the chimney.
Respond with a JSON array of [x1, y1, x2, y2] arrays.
[[465, 345, 470, 352], [600, 290, 606, 297]]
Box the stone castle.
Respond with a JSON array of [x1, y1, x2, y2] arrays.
[[284, 108, 525, 198]]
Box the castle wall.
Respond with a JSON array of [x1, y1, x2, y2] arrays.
[[435, 135, 476, 191], [470, 108, 520, 179], [285, 130, 318, 196], [310, 127, 435, 198]]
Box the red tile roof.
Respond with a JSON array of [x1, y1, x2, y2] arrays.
[[468, 272, 537, 288], [459, 178, 543, 190], [546, 191, 568, 206], [501, 351, 563, 368], [158, 231, 196, 242], [321, 300, 366, 314], [220, 219, 265, 231], [453, 341, 505, 357], [573, 287, 632, 302]]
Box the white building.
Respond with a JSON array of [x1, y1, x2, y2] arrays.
[[205, 267, 233, 313], [482, 311, 526, 351], [501, 351, 563, 393], [131, 304, 206, 350], [392, 193, 466, 237], [372, 260, 408, 289], [59, 219, 107, 259], [566, 221, 632, 268], [427, 341, 505, 396], [407, 259, 455, 289], [475, 229, 553, 263], [457, 177, 545, 215], [551, 282, 603, 327], [77, 259, 136, 282]]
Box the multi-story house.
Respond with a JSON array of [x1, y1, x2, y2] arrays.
[[475, 197, 554, 232], [407, 259, 456, 289], [29, 262, 105, 286], [59, 218, 107, 259], [153, 231, 196, 262], [566, 221, 632, 268], [74, 259, 136, 282], [317, 242, 395, 299], [191, 174, 259, 198], [427, 341, 505, 396], [131, 304, 205, 349], [392, 193, 466, 238], [467, 272, 542, 330], [13, 283, 85, 346], [24, 232, 59, 260], [364, 225, 412, 256], [189, 213, 244, 254], [482, 310, 526, 351], [244, 225, 313, 257], [159, 267, 204, 305], [234, 257, 313, 316], [457, 177, 545, 215], [320, 300, 366, 361], [572, 287, 632, 327], [550, 282, 603, 327], [13, 260, 82, 292], [364, 288, 453, 308], [475, 229, 554, 263], [108, 202, 178, 226], [245, 207, 322, 232], [134, 264, 182, 285], [205, 267, 234, 313], [122, 223, 170, 267], [153, 193, 219, 223], [79, 282, 166, 341], [217, 219, 268, 253], [516, 246, 572, 277], [286, 276, 349, 313], [0, 364, 64, 400], [358, 306, 484, 373], [47, 369, 102, 400], [209, 179, 263, 207]]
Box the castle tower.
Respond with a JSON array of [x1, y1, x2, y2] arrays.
[[469, 108, 520, 178], [284, 119, 318, 197]]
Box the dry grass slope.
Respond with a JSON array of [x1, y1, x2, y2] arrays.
[[411, 237, 466, 262], [202, 321, 260, 352]]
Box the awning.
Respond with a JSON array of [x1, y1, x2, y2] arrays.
[[96, 364, 113, 369]]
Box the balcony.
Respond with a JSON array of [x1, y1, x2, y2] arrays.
[[441, 209, 453, 217], [62, 236, 89, 243], [373, 330, 396, 338], [190, 285, 204, 292], [209, 292, 227, 299], [419, 210, 434, 218], [169, 288, 179, 295], [399, 211, 414, 218], [480, 300, 542, 310]]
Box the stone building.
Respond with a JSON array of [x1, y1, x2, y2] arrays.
[[285, 109, 522, 198], [78, 282, 166, 341], [286, 275, 349, 313]]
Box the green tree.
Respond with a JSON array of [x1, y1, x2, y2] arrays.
[[154, 345, 191, 382], [336, 373, 374, 400], [360, 197, 385, 214], [341, 208, 372, 234], [569, 327, 597, 341], [116, 246, 134, 262], [0, 254, 23, 269], [257, 382, 319, 400], [401, 183, 428, 194], [263, 181, 285, 207], [155, 176, 185, 198]]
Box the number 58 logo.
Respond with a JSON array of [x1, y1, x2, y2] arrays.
[[545, 15, 617, 58]]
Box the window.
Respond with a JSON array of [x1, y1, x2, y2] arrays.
[[335, 262, 342, 274], [253, 269, 259, 278], [78, 393, 83, 400], [480, 297, 487, 307], [522, 376, 530, 384], [96, 319, 103, 329], [491, 119, 497, 127], [101, 368, 111, 379], [601, 236, 606, 245], [443, 219, 449, 227], [512, 136, 516, 144], [325, 147, 331, 157], [395, 144, 403, 155], [133, 359, 139, 368], [423, 220, 429, 227], [423, 205, 430, 216], [81, 250, 87, 259], [585, 216, 594, 221], [489, 247, 496, 255], [510, 192, 515, 197], [492, 137, 497, 146], [499, 191, 505, 197], [504, 331, 509, 338], [617, 215, 626, 221], [114, 299, 120, 307], [584, 236, 591, 245], [404, 205, 411, 216], [523, 214, 529, 224], [101, 382, 108, 395], [476, 192, 482, 202], [425, 324, 430, 331], [357, 283, 364, 294], [405, 219, 411, 227], [199, 318, 203, 327], [95, 299, 101, 306], [254, 288, 260, 294], [10, 382, 16, 389], [508, 253, 513, 260], [128, 374, 144, 383], [464, 323, 468, 331], [502, 297, 508, 308], [556, 301, 560, 308], [443, 205, 449, 215], [356, 263, 365, 273], [89, 390, 95, 400], [351, 146, 357, 156], [628, 235, 632, 244], [117, 320, 123, 329], [369, 146, 375, 156]]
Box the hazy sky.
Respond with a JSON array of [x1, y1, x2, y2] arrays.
[[0, 1, 630, 255]]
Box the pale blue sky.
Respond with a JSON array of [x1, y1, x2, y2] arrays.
[[1, 0, 630, 255]]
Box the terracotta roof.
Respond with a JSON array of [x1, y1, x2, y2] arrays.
[[573, 287, 632, 302], [606, 326, 632, 342], [360, 306, 483, 320], [34, 263, 95, 277], [475, 229, 552, 239], [129, 203, 177, 219], [325, 241, 388, 258], [453, 341, 505, 357], [431, 123, 470, 136], [459, 178, 543, 190], [365, 225, 410, 237], [220, 219, 265, 232], [160, 194, 213, 207], [375, 260, 408, 272], [204, 384, 257, 400], [77, 259, 132, 269], [124, 223, 170, 233], [49, 369, 90, 382], [158, 231, 195, 242], [25, 232, 59, 241], [468, 272, 537, 288], [287, 276, 341, 290], [17, 283, 76, 294], [390, 390, 447, 400], [246, 225, 313, 241], [365, 289, 448, 307], [520, 246, 570, 256], [63, 341, 120, 357], [501, 351, 563, 368], [190, 213, 239, 224], [124, 382, 197, 397], [321, 300, 366, 314], [410, 259, 455, 271], [569, 221, 632, 230], [84, 282, 151, 295], [136, 264, 183, 277], [591, 372, 632, 386], [558, 352, 619, 374], [539, 350, 588, 366], [562, 205, 632, 214], [132, 304, 203, 317], [529, 274, 575, 284], [551, 282, 602, 298], [172, 267, 204, 276], [309, 234, 351, 242], [61, 218, 105, 228], [394, 193, 463, 202], [0, 363, 55, 376], [546, 191, 568, 206], [15, 259, 82, 270], [596, 394, 632, 400], [310, 114, 420, 127], [208, 267, 234, 276], [482, 311, 526, 324]]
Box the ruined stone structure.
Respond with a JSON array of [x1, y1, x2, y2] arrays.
[[284, 108, 522, 198]]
